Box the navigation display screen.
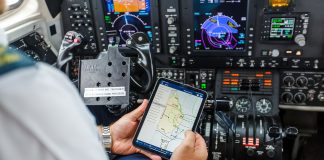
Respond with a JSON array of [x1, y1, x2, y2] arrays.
[[134, 79, 207, 158], [193, 0, 248, 51], [269, 18, 295, 40], [103, 0, 152, 47]]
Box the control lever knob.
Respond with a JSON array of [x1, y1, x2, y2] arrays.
[[295, 34, 306, 47], [169, 46, 177, 54], [260, 60, 266, 68], [238, 59, 246, 67], [283, 127, 299, 139], [268, 126, 281, 138], [249, 60, 255, 68], [285, 127, 299, 136], [215, 97, 233, 112]]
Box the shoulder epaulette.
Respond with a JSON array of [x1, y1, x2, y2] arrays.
[[0, 46, 35, 76]]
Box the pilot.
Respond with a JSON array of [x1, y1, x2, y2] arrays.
[[0, 0, 208, 160]]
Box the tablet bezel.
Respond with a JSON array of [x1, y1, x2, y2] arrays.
[[132, 78, 208, 159]]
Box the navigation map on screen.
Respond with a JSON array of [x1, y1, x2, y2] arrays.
[[135, 80, 205, 157]]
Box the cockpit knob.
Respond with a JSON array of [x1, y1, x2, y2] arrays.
[[295, 34, 306, 47], [282, 92, 293, 103], [272, 49, 280, 57], [294, 93, 306, 104], [167, 17, 176, 25]]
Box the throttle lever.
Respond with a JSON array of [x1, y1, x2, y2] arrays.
[[215, 97, 233, 112], [57, 31, 83, 70], [283, 126, 299, 139], [126, 32, 155, 93], [214, 98, 235, 133]]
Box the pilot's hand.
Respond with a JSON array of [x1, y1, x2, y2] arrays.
[[171, 131, 208, 160], [110, 100, 161, 160]]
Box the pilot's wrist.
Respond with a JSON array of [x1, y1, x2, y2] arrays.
[[99, 125, 113, 153]]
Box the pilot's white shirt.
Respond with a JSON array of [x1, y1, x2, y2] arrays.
[[0, 29, 109, 160]]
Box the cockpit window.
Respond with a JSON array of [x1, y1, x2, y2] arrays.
[[6, 0, 23, 10]]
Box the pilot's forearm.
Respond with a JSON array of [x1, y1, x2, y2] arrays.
[[97, 125, 103, 135]]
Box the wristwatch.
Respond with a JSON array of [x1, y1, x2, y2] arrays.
[[102, 126, 112, 153]]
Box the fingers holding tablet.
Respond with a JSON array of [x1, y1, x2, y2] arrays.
[[181, 131, 196, 149], [171, 131, 208, 160], [194, 133, 208, 159], [125, 99, 149, 121], [110, 100, 152, 155]]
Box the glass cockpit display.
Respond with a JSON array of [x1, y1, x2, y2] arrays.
[[269, 18, 295, 40], [103, 0, 153, 47], [193, 0, 248, 51]]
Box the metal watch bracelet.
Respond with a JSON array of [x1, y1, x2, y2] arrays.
[[102, 126, 112, 153]]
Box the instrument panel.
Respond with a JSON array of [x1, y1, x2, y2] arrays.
[[60, 0, 324, 70], [103, 0, 153, 46], [9, 32, 57, 64], [215, 69, 280, 116], [59, 0, 324, 159], [280, 71, 324, 106]]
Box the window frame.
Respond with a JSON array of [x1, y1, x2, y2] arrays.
[[6, 0, 23, 10]]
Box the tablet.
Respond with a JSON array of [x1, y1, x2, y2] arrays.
[[133, 78, 208, 159]]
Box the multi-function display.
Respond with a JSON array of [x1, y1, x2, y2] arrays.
[[193, 0, 248, 51], [103, 0, 152, 47], [269, 18, 295, 40]]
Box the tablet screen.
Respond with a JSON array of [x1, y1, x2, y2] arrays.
[[134, 79, 206, 158]]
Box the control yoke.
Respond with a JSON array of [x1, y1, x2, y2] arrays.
[[126, 32, 156, 94]]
